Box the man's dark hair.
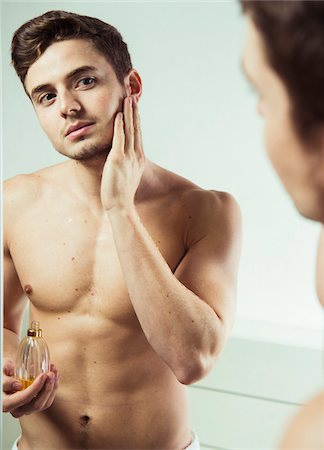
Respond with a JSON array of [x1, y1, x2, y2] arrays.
[[241, 1, 324, 143], [11, 10, 133, 87]]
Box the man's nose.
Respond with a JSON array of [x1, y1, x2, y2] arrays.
[[59, 90, 82, 118]]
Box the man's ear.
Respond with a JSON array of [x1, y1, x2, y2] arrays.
[[125, 70, 142, 101]]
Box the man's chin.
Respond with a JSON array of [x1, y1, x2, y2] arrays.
[[294, 197, 324, 224], [72, 149, 110, 162], [58, 142, 112, 162]]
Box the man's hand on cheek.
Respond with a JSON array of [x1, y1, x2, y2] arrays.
[[100, 95, 145, 212]]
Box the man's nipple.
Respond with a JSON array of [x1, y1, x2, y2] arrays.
[[24, 284, 33, 295]]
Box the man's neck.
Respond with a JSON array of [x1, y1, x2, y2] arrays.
[[67, 156, 156, 211]]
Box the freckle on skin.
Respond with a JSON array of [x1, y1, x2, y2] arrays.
[[188, 215, 192, 219], [57, 317, 61, 320], [72, 257, 75, 261], [75, 288, 79, 292], [24, 284, 33, 295]]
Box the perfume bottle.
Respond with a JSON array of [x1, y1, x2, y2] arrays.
[[15, 321, 50, 389]]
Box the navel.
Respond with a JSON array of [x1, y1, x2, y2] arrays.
[[80, 415, 91, 427]]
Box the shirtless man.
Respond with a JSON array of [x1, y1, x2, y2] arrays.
[[241, 1, 324, 448], [2, 10, 241, 450]]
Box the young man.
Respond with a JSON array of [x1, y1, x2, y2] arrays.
[[241, 1, 324, 448], [2, 10, 242, 450]]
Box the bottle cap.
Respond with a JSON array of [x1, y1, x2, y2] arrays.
[[27, 321, 42, 337]]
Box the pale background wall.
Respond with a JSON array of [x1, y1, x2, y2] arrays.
[[2, 1, 323, 449]]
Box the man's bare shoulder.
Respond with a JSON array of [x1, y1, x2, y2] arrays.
[[279, 389, 324, 449], [316, 226, 324, 307], [154, 164, 240, 217], [154, 164, 241, 244], [4, 173, 41, 203], [4, 162, 67, 207], [181, 188, 241, 248], [180, 187, 240, 219]]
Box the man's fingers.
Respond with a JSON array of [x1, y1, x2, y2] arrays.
[[11, 373, 57, 418], [3, 360, 15, 377], [124, 96, 134, 155], [43, 368, 60, 409], [4, 372, 47, 413], [3, 375, 22, 394], [27, 373, 56, 412], [111, 112, 125, 157], [42, 374, 59, 410], [132, 97, 144, 159]]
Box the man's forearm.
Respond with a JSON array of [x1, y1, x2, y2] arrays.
[[106, 207, 224, 384], [4, 328, 20, 361]]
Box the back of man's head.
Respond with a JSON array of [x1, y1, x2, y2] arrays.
[[241, 0, 324, 145]]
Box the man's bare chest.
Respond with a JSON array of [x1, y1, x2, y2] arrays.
[[9, 203, 186, 316]]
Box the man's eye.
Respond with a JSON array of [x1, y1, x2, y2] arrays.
[[40, 93, 56, 104], [78, 77, 96, 87]]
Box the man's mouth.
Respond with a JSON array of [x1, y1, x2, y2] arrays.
[[65, 122, 95, 140]]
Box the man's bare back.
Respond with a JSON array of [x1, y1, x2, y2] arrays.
[[4, 159, 240, 449]]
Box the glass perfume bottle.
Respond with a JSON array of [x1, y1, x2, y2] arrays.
[[15, 321, 50, 389]]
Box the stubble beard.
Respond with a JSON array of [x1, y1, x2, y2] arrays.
[[58, 136, 113, 162]]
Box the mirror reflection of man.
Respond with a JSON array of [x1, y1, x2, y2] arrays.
[[241, 2, 324, 448], [2, 10, 242, 450]]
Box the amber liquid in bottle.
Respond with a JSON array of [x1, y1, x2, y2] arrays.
[[20, 378, 35, 389], [15, 321, 50, 389]]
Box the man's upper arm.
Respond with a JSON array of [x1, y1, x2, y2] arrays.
[[279, 390, 324, 449], [3, 179, 27, 335], [174, 190, 242, 332]]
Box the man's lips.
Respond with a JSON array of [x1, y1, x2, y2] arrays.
[[65, 122, 95, 140]]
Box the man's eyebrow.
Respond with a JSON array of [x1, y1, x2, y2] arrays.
[[65, 65, 98, 80], [30, 83, 52, 100], [30, 65, 98, 100]]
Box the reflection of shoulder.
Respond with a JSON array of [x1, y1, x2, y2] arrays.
[[182, 187, 238, 213], [179, 186, 241, 248], [4, 168, 49, 204], [3, 172, 44, 249], [155, 164, 239, 216], [279, 390, 324, 449], [4, 163, 65, 211], [181, 187, 241, 229], [4, 172, 43, 210]]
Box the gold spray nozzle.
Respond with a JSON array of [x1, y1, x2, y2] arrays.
[[28, 321, 42, 337]]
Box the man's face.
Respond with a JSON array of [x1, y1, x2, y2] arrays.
[[25, 39, 126, 161], [242, 18, 322, 221]]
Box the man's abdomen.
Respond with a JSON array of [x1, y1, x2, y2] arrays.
[[19, 317, 190, 449]]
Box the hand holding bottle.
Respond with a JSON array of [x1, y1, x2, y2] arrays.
[[3, 321, 59, 417], [2, 358, 59, 417]]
